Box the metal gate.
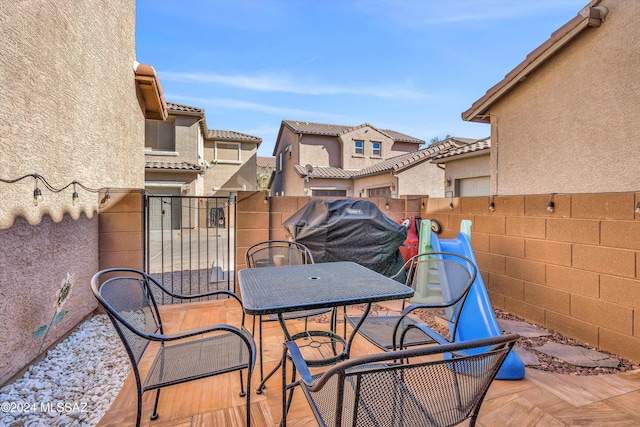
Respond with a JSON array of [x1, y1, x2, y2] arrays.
[[144, 194, 236, 304]]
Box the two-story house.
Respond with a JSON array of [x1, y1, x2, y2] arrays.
[[270, 120, 426, 197], [144, 103, 261, 230]]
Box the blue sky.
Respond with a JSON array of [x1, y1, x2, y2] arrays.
[[136, 0, 588, 156]]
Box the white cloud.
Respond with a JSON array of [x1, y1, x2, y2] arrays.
[[160, 71, 428, 99], [166, 94, 350, 120]]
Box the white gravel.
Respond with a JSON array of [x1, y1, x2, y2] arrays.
[[0, 315, 129, 427]]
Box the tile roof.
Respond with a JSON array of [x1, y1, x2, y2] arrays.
[[207, 129, 262, 143], [293, 165, 353, 179], [166, 102, 204, 116], [289, 136, 489, 180], [281, 120, 424, 144], [145, 161, 204, 172], [431, 137, 491, 161], [257, 156, 276, 168]]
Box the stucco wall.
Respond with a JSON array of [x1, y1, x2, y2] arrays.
[[299, 134, 339, 167], [0, 0, 142, 385], [397, 162, 445, 198], [489, 0, 640, 195], [0, 0, 143, 227], [203, 142, 259, 194]]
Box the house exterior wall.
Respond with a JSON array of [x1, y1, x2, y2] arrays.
[[339, 128, 393, 170], [271, 127, 298, 195], [397, 162, 445, 198], [488, 0, 640, 195], [0, 0, 142, 385], [145, 113, 203, 196], [299, 134, 340, 167], [423, 192, 640, 364], [203, 141, 259, 194], [443, 154, 490, 196]]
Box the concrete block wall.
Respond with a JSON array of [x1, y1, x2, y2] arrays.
[[423, 192, 640, 363], [235, 193, 421, 272], [98, 189, 144, 271]]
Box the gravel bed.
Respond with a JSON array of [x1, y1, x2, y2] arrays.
[[0, 315, 129, 427], [494, 309, 639, 376]]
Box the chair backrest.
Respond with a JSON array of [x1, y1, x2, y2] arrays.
[[245, 239, 314, 268], [91, 269, 163, 367], [401, 252, 477, 341], [305, 334, 518, 427]]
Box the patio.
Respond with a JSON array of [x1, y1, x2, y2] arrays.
[[96, 298, 640, 427]]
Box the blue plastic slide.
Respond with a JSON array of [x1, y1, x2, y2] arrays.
[[418, 219, 525, 380]]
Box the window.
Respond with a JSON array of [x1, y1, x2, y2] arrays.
[[145, 119, 176, 152], [368, 187, 391, 197], [354, 140, 364, 155], [312, 189, 347, 197], [277, 152, 283, 173], [215, 142, 241, 163], [372, 141, 381, 157]]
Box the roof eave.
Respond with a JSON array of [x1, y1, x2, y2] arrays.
[[462, 6, 608, 123], [135, 63, 168, 121]]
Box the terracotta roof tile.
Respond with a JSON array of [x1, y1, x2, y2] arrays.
[[207, 129, 262, 142], [432, 138, 491, 161], [293, 165, 353, 179], [282, 120, 423, 144], [145, 161, 204, 172], [166, 102, 204, 116], [257, 157, 276, 168]]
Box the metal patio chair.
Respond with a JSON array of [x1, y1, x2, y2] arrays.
[[91, 268, 256, 427], [282, 333, 519, 427], [245, 239, 334, 386], [345, 252, 478, 351]]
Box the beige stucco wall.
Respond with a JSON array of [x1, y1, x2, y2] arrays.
[[397, 161, 445, 198], [145, 113, 203, 195], [339, 127, 393, 170], [0, 0, 142, 227], [0, 0, 142, 385], [488, 0, 640, 196], [299, 134, 340, 167], [203, 141, 259, 195]]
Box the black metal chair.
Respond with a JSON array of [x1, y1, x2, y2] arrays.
[[245, 240, 334, 386], [345, 252, 478, 351], [91, 268, 256, 427], [282, 333, 519, 427]]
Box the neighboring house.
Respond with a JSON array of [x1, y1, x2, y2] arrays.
[[462, 1, 639, 195], [257, 156, 276, 191], [0, 1, 154, 385], [204, 129, 262, 196], [431, 137, 491, 197], [144, 103, 261, 230], [270, 120, 425, 197], [145, 102, 207, 198]]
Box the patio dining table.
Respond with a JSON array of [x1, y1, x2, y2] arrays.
[[238, 261, 414, 394]]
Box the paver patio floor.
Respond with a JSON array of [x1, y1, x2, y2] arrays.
[[97, 299, 640, 426]]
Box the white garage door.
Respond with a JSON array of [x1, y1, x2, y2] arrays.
[[459, 176, 490, 197]]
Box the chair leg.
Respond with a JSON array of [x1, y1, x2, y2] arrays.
[[136, 389, 143, 427], [150, 388, 161, 420], [239, 370, 246, 397]]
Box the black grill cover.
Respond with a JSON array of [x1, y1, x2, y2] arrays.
[[282, 199, 407, 277]]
